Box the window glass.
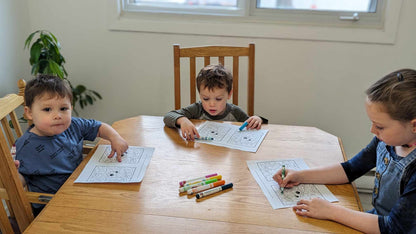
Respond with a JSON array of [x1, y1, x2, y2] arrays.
[[132, 0, 237, 7], [256, 0, 375, 13]]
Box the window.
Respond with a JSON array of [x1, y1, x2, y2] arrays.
[[108, 0, 403, 44]]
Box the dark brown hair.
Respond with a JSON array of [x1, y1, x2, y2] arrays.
[[25, 75, 73, 108], [366, 68, 416, 122], [196, 64, 233, 93]]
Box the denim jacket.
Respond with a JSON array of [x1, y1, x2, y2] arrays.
[[341, 137, 416, 233]]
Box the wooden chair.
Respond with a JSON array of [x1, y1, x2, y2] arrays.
[[0, 79, 53, 233], [173, 43, 255, 116]]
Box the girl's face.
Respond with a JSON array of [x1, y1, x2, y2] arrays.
[[199, 86, 232, 116], [25, 93, 72, 136], [365, 99, 416, 146]]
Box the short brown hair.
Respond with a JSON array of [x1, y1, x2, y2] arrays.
[[366, 68, 416, 122], [25, 75, 73, 107], [196, 64, 232, 93]]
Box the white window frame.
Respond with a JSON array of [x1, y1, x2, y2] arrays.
[[107, 0, 403, 44]]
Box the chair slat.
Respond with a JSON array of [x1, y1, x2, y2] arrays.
[[1, 118, 14, 148], [0, 132, 33, 231], [190, 57, 196, 104], [0, 199, 14, 234], [204, 56, 210, 67], [174, 45, 181, 110], [9, 111, 23, 138], [180, 46, 249, 57], [219, 56, 225, 65], [233, 56, 239, 106], [0, 94, 23, 120]]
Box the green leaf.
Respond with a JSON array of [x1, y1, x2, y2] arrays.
[[92, 91, 102, 99], [24, 30, 41, 49], [49, 60, 64, 78], [86, 95, 93, 104], [74, 85, 86, 94], [79, 99, 84, 109], [30, 43, 42, 65]]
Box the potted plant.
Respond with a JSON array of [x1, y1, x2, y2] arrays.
[[24, 30, 101, 115]]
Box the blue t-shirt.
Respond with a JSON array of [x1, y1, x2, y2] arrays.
[[15, 117, 101, 194]]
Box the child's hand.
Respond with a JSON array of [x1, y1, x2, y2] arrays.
[[107, 136, 129, 162], [246, 116, 262, 130], [177, 117, 200, 141], [293, 197, 335, 220], [14, 160, 20, 169], [273, 168, 301, 189]]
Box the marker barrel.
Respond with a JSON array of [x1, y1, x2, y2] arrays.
[[179, 173, 217, 187], [196, 183, 233, 199], [187, 180, 225, 195], [195, 137, 214, 140], [239, 122, 248, 131], [179, 178, 218, 193], [184, 175, 222, 187]]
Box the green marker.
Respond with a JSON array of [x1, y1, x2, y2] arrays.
[[280, 165, 286, 194]]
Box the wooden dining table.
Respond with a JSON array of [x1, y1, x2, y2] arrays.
[[24, 115, 362, 233]]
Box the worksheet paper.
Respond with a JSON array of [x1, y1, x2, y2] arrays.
[[75, 145, 154, 183], [247, 158, 338, 209], [196, 121, 269, 152]]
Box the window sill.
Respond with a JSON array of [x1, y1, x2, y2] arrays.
[[107, 0, 402, 45]]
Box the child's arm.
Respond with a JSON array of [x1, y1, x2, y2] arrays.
[[13, 160, 27, 186], [97, 123, 129, 162], [293, 198, 380, 234], [176, 117, 200, 141]]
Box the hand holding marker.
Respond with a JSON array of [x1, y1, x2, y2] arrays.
[[239, 122, 248, 131]]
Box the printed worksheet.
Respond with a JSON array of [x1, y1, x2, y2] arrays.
[[74, 145, 154, 183], [196, 121, 269, 152], [247, 158, 338, 209]]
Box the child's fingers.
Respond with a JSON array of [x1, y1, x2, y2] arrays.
[[116, 149, 122, 162], [14, 160, 20, 169], [108, 149, 116, 158]]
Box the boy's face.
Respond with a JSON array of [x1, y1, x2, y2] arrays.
[[199, 86, 232, 116], [25, 93, 72, 136]]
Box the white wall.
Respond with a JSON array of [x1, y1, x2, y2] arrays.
[[0, 0, 31, 97], [12, 0, 416, 158]]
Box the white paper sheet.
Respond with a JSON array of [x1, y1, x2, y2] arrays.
[[74, 145, 154, 183], [195, 121, 269, 152], [247, 158, 338, 209]]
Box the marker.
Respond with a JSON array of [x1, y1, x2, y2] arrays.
[[239, 122, 248, 131], [195, 137, 214, 140], [280, 165, 286, 194], [196, 183, 233, 199], [179, 173, 217, 187], [187, 180, 226, 195], [184, 175, 222, 187], [179, 178, 218, 193]]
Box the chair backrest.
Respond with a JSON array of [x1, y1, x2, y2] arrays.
[[173, 43, 255, 116], [0, 79, 34, 233]]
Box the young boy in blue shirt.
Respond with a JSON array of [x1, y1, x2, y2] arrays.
[[164, 64, 267, 141], [15, 75, 128, 215]]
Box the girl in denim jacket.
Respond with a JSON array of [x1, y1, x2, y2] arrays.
[[273, 69, 416, 233]]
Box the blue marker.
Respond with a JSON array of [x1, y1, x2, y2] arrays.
[[239, 122, 248, 131]]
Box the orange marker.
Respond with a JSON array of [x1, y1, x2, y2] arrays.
[[187, 180, 226, 195]]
